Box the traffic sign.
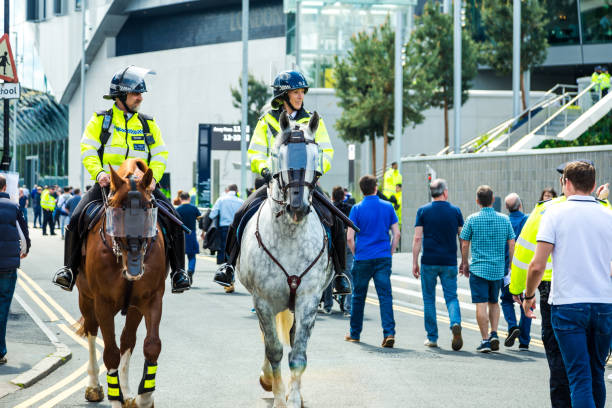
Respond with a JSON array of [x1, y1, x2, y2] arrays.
[[0, 82, 20, 99], [0, 34, 18, 83]]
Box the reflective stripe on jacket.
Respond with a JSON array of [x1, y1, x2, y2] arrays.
[[40, 189, 56, 211], [383, 168, 402, 199], [80, 104, 168, 182], [247, 108, 334, 175], [509, 195, 611, 295]]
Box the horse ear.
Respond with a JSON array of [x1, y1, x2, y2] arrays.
[[139, 168, 154, 191], [279, 110, 290, 131], [308, 111, 319, 135], [109, 165, 125, 191]]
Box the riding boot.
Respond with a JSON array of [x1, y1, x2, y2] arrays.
[[52, 226, 79, 291], [213, 264, 235, 287], [333, 272, 352, 296], [169, 227, 190, 294]]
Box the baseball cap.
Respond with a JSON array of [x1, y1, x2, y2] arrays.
[[556, 159, 595, 174]]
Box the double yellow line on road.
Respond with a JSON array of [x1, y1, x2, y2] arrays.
[[14, 270, 105, 408]]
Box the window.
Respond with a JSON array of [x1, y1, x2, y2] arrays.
[[580, 0, 612, 44], [75, 0, 82, 12], [54, 0, 67, 15], [545, 0, 580, 45]]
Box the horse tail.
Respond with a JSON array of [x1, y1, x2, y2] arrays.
[[74, 316, 87, 337], [275, 309, 294, 346]]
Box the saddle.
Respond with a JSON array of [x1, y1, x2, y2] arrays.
[[77, 200, 105, 238]]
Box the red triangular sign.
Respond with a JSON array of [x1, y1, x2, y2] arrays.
[[0, 34, 18, 83]]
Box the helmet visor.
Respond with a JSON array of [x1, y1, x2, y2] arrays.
[[272, 139, 321, 186], [105, 207, 158, 238]]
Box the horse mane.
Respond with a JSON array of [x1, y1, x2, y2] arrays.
[[117, 158, 149, 179]]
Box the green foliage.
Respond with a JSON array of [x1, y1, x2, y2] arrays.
[[230, 73, 271, 133], [480, 0, 548, 75], [405, 2, 479, 146], [536, 114, 612, 148], [334, 17, 436, 170]]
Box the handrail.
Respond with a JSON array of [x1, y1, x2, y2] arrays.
[[522, 82, 597, 141]]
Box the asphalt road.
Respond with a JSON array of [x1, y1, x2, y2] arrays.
[[3, 227, 611, 408]]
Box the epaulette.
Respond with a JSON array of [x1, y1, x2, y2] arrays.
[[95, 110, 108, 116], [138, 113, 153, 121]]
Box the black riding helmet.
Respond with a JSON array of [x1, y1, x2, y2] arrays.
[[103, 66, 156, 112], [271, 70, 309, 110]]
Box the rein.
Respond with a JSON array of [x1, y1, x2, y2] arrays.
[[254, 200, 328, 312]]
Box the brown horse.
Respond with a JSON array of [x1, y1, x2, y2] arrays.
[[76, 158, 168, 408]]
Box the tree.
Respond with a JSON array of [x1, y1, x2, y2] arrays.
[[481, 0, 548, 111], [334, 18, 435, 175], [406, 2, 478, 148], [230, 73, 271, 133]]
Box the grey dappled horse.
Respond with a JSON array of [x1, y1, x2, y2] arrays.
[[237, 111, 333, 408]]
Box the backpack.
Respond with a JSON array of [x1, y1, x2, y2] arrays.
[[96, 109, 155, 164]]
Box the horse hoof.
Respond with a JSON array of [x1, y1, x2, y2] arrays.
[[122, 398, 138, 408], [84, 385, 104, 402], [259, 375, 272, 392]]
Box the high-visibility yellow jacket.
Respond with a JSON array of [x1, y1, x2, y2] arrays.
[[383, 168, 402, 199], [248, 108, 334, 175], [80, 104, 168, 183], [394, 190, 402, 225], [509, 195, 611, 295], [591, 72, 600, 84], [598, 72, 611, 90], [40, 189, 56, 211]]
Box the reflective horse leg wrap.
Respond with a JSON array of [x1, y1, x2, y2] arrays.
[[138, 360, 157, 395], [107, 370, 124, 402]]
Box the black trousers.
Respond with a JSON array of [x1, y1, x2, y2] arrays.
[[539, 281, 572, 408], [65, 183, 185, 273], [42, 210, 55, 235]]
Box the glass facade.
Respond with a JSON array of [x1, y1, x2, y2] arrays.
[[548, 0, 580, 45], [580, 0, 612, 44]]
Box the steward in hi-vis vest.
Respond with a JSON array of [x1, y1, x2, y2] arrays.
[[52, 66, 191, 294], [213, 70, 352, 296]]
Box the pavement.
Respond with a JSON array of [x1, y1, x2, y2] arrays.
[[1, 224, 610, 407]]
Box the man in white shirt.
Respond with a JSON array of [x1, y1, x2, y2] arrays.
[[523, 161, 612, 408]]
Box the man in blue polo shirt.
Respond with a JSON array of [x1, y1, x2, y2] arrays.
[[460, 185, 515, 353], [345, 175, 400, 348]]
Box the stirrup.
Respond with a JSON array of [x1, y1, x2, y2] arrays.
[[213, 264, 234, 287], [171, 270, 191, 294], [333, 273, 352, 296], [53, 267, 75, 292]]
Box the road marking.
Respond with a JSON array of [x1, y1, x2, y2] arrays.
[[37, 365, 106, 408], [18, 269, 77, 326], [16, 278, 59, 322]]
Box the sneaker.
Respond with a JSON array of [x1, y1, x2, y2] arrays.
[[321, 308, 332, 315], [0, 355, 6, 364], [489, 332, 500, 351], [477, 340, 491, 353], [382, 335, 395, 348], [451, 324, 463, 351], [424, 339, 438, 348], [344, 334, 359, 343], [343, 311, 351, 318], [504, 326, 520, 347], [518, 343, 529, 352]]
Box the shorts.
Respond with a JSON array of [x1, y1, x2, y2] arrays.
[[469, 273, 502, 304]]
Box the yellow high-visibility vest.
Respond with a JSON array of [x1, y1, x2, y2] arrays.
[[383, 168, 402, 199], [40, 189, 56, 211], [394, 190, 402, 225], [80, 104, 168, 182], [248, 108, 334, 175]]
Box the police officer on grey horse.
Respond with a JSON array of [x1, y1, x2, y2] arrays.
[[52, 66, 191, 293], [214, 70, 352, 295]]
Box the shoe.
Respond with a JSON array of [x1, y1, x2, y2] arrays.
[[0, 355, 6, 364], [333, 273, 351, 295], [50, 233, 57, 236], [171, 269, 191, 293], [518, 344, 529, 352], [52, 267, 75, 291], [343, 311, 351, 318], [382, 335, 395, 348], [224, 284, 235, 293], [213, 264, 234, 287], [424, 339, 438, 348], [187, 270, 194, 285], [321, 308, 332, 315], [451, 324, 463, 351], [477, 340, 491, 353], [42, 233, 47, 236], [489, 332, 500, 351], [504, 326, 520, 347], [250, 308, 256, 314], [344, 334, 359, 343]]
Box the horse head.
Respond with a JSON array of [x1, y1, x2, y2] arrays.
[[272, 110, 321, 223], [106, 159, 158, 281]]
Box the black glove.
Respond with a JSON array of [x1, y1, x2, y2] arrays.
[[261, 168, 272, 184]]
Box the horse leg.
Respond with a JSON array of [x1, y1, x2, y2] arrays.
[[286, 295, 319, 408], [118, 307, 143, 403], [134, 293, 163, 408], [94, 298, 123, 408], [254, 298, 286, 408], [79, 295, 104, 402]]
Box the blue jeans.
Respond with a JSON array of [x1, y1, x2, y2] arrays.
[[349, 258, 395, 339], [217, 226, 229, 265], [420, 264, 461, 342], [551, 303, 612, 408], [187, 254, 196, 273], [0, 271, 18, 357], [20, 207, 28, 224], [33, 206, 42, 228], [500, 283, 532, 345], [59, 215, 70, 237]]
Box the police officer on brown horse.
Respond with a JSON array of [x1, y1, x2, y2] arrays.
[[52, 66, 191, 293]]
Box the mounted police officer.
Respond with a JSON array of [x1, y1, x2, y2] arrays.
[[52, 66, 191, 293], [213, 70, 351, 295]]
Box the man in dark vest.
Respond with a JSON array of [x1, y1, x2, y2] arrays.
[[0, 175, 30, 364]]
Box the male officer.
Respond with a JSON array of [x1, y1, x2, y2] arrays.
[[52, 66, 190, 293]]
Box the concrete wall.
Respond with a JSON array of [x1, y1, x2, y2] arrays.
[[399, 145, 612, 249]]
